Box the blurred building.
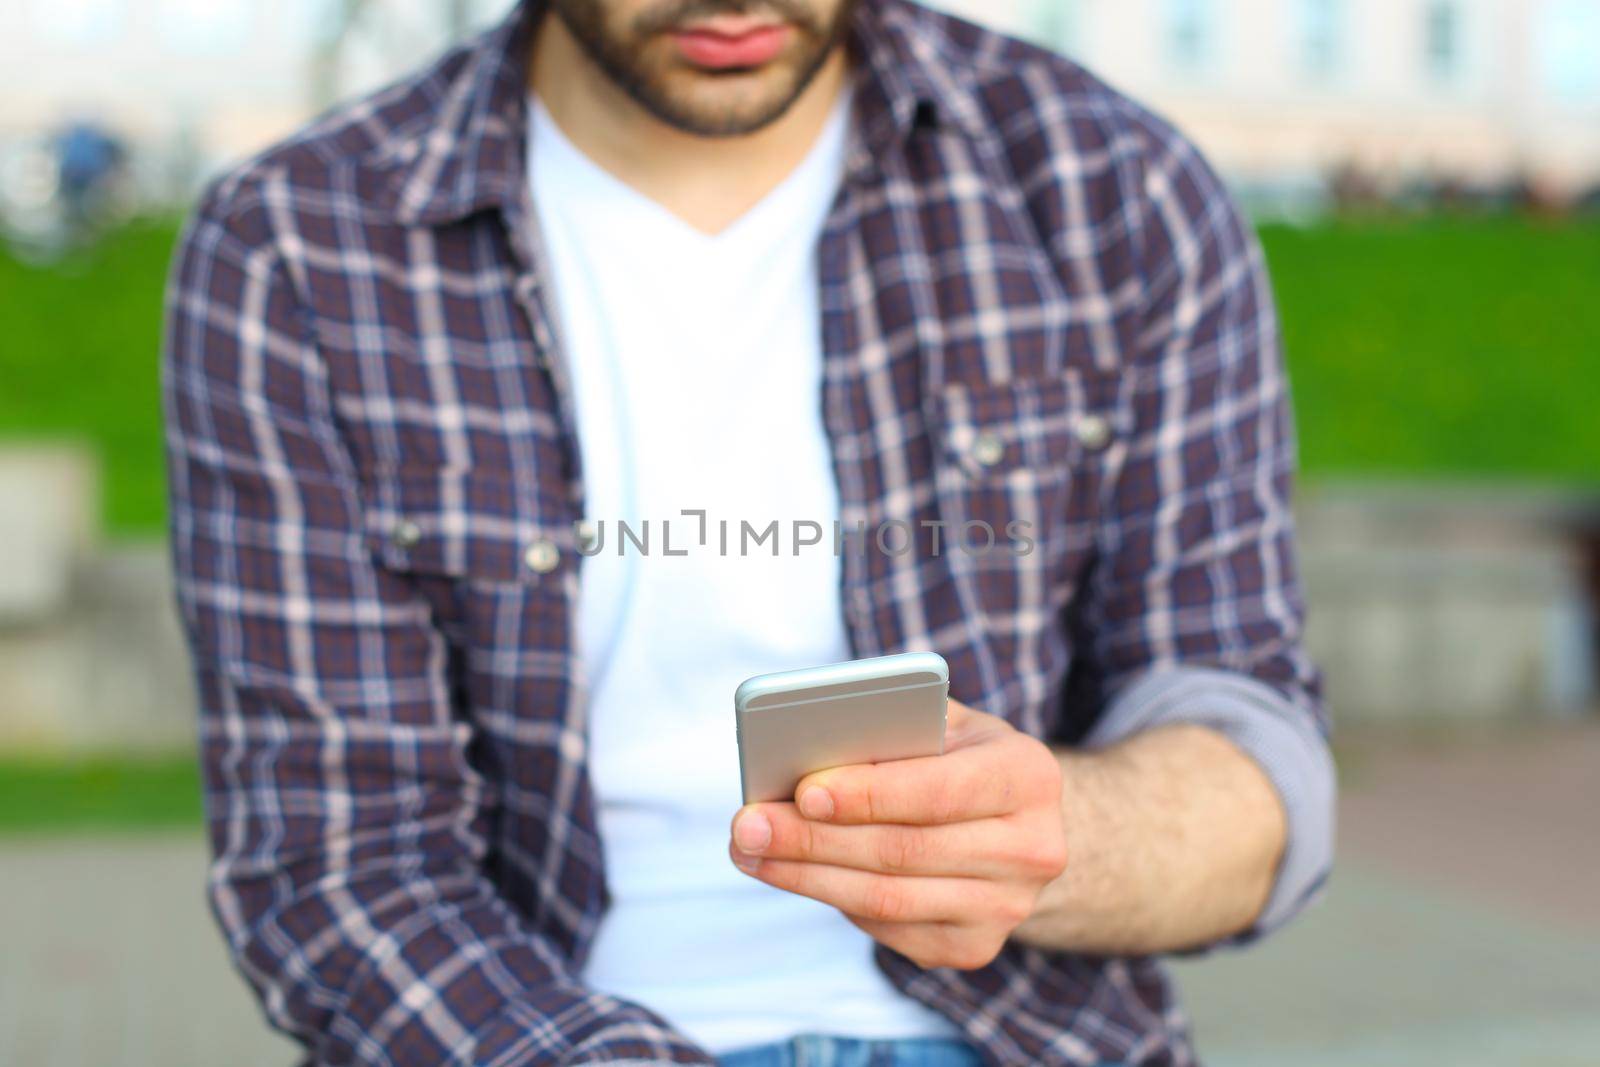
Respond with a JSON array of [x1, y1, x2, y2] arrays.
[[0, 0, 504, 201], [0, 2, 308, 185], [938, 0, 1600, 209], [3, 0, 1598, 209]]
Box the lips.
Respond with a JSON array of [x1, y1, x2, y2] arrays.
[[671, 21, 792, 69]]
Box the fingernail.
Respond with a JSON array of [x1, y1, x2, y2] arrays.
[[733, 810, 771, 854], [731, 850, 763, 875], [798, 786, 834, 821]]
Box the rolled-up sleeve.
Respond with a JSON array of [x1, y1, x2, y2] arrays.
[[1071, 126, 1335, 943], [162, 174, 711, 1066]]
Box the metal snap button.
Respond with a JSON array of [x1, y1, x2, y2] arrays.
[[971, 431, 1005, 468], [1075, 415, 1113, 451], [523, 539, 561, 574], [390, 520, 422, 549]]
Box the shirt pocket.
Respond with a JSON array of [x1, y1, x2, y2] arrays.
[[357, 466, 579, 734], [925, 375, 1113, 590]]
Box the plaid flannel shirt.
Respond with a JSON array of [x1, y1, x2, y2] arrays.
[[162, 2, 1333, 1064]]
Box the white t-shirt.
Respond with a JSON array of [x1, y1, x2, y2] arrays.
[[527, 92, 960, 1052]]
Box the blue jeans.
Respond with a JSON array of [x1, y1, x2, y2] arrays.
[[717, 1034, 985, 1067]]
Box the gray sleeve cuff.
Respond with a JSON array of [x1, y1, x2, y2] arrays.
[[1082, 666, 1336, 944]]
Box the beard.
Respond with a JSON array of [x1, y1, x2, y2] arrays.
[[546, 0, 856, 136]]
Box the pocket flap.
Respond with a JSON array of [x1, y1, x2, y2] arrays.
[[360, 467, 575, 583], [929, 376, 1118, 481]]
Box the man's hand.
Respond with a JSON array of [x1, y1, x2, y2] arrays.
[[728, 700, 1068, 971]]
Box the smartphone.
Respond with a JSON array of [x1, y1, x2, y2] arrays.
[[734, 651, 949, 805]]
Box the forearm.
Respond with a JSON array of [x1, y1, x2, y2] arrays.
[[1012, 723, 1285, 956]]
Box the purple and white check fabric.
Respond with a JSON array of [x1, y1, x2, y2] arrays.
[[162, 2, 1332, 1064]]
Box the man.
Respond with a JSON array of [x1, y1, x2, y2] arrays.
[[162, 1, 1334, 1064]]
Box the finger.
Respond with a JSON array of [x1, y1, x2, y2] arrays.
[[747, 803, 1021, 878], [728, 843, 984, 924], [941, 699, 1006, 750], [796, 733, 1040, 826]]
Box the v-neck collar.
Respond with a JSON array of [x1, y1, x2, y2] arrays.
[[526, 85, 854, 252]]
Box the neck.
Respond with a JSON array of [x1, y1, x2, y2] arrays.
[[529, 15, 849, 235]]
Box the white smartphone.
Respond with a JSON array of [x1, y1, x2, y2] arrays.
[[734, 651, 950, 805]]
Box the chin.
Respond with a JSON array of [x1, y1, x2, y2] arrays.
[[651, 73, 805, 135]]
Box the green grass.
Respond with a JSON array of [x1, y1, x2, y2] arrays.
[[0, 214, 1596, 541], [0, 755, 203, 835], [1259, 216, 1600, 483], [0, 217, 179, 535]]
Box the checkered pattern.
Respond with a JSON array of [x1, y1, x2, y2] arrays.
[[162, 2, 1327, 1064]]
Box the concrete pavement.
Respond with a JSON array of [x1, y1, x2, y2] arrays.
[[3, 722, 1596, 1066]]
